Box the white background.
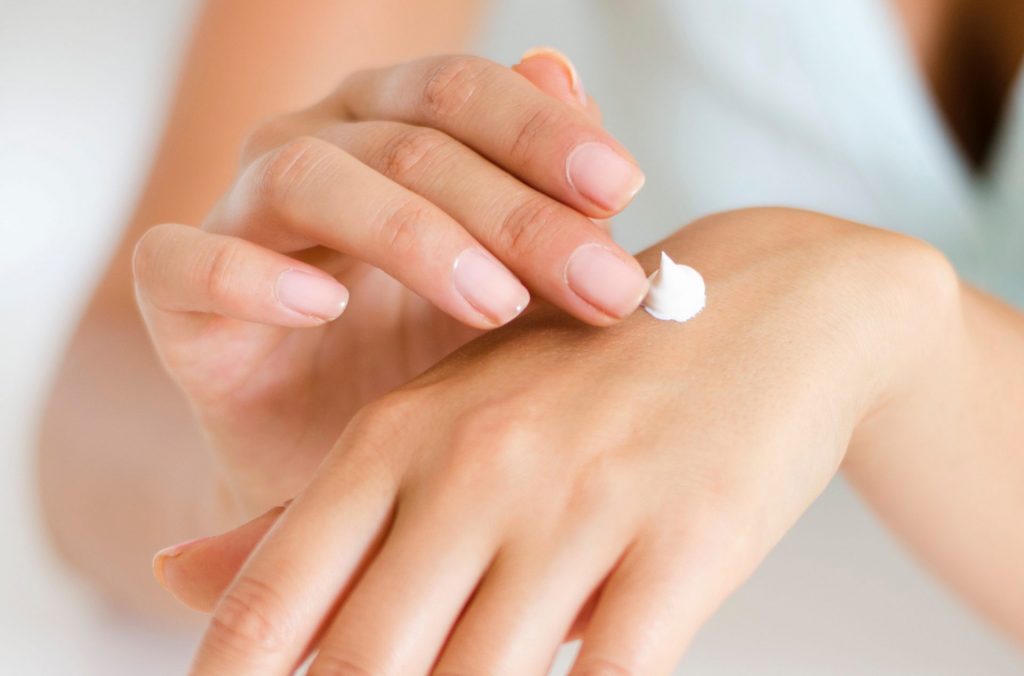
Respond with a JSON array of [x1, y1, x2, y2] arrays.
[[1, 1, 1021, 673]]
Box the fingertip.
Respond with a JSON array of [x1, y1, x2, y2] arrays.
[[154, 538, 247, 613], [152, 504, 287, 613], [275, 269, 350, 325], [152, 551, 171, 591], [564, 244, 649, 322], [514, 46, 587, 107], [452, 248, 531, 329], [153, 536, 216, 611], [520, 46, 581, 82], [458, 297, 530, 331], [565, 142, 646, 214]]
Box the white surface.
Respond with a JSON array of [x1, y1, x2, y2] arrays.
[[0, 2, 199, 673], [1, 0, 1021, 673]]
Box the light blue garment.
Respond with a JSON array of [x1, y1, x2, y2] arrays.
[[481, 0, 1024, 306]]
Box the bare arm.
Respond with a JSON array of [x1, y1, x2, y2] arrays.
[[37, 0, 484, 623], [845, 282, 1024, 643]]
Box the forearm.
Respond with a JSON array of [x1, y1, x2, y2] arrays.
[[38, 310, 231, 623], [37, 0, 482, 622], [845, 281, 1024, 643]]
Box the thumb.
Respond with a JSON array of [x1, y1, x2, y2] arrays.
[[152, 503, 285, 612], [512, 47, 602, 123]]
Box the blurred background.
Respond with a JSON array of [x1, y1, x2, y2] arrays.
[[1, 1, 1021, 673]]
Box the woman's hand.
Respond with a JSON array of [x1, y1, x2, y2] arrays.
[[131, 50, 649, 515], [161, 208, 959, 674]]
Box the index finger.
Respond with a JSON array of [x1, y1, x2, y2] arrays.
[[335, 54, 645, 217]]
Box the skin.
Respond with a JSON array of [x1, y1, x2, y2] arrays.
[[130, 50, 631, 523], [38, 0, 489, 619], [150, 207, 1022, 675], [35, 0, 1024, 668]]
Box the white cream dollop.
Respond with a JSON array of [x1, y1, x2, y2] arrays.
[[642, 252, 705, 322]]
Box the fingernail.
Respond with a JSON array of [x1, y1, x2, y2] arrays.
[[521, 46, 587, 105], [565, 244, 648, 318], [566, 142, 645, 211], [453, 248, 530, 325], [152, 536, 210, 589], [275, 269, 349, 321]]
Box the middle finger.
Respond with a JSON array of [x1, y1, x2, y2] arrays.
[[325, 120, 649, 322], [336, 55, 645, 217], [306, 486, 501, 675]]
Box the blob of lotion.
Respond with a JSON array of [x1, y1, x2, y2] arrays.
[[642, 252, 706, 322]]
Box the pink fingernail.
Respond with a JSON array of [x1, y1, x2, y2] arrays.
[[565, 244, 648, 318], [152, 536, 210, 589], [453, 249, 530, 326], [566, 142, 645, 211], [275, 269, 349, 321]]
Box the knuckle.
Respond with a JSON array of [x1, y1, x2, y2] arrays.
[[131, 223, 175, 285], [201, 239, 243, 303], [331, 66, 372, 110], [446, 397, 542, 481], [241, 114, 299, 164], [419, 55, 494, 121], [375, 197, 432, 256], [680, 461, 744, 514], [343, 391, 423, 473], [497, 196, 565, 258], [508, 105, 562, 165], [565, 456, 622, 521], [349, 392, 415, 438], [672, 488, 751, 558], [377, 126, 453, 184], [255, 136, 331, 218], [207, 575, 294, 655], [308, 653, 374, 676]]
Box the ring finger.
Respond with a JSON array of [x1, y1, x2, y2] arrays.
[[207, 136, 531, 329]]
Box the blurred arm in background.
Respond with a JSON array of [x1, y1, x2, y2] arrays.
[[37, 0, 484, 623]]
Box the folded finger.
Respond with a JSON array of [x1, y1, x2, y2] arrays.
[[207, 137, 530, 329], [513, 47, 602, 124], [326, 121, 647, 322], [336, 54, 644, 216]]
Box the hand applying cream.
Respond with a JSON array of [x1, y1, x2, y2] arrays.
[[642, 252, 706, 322]]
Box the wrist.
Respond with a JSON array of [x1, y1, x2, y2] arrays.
[[824, 221, 965, 466], [843, 263, 965, 470], [645, 208, 963, 451]]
